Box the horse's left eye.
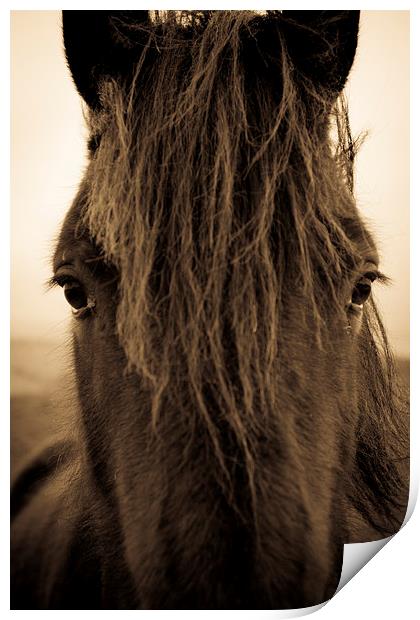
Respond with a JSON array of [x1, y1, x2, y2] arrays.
[[346, 272, 377, 335], [351, 276, 372, 306]]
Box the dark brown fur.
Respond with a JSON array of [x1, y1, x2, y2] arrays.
[[11, 11, 409, 609]]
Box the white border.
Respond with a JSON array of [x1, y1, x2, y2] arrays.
[[4, 3, 418, 617]]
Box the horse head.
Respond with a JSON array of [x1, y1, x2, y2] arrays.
[[15, 11, 408, 609]]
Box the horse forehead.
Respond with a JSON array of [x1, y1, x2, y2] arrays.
[[337, 212, 379, 265], [53, 239, 96, 272], [52, 167, 378, 274], [52, 213, 377, 277], [52, 198, 94, 270]]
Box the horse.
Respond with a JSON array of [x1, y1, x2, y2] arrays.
[[11, 10, 409, 609]]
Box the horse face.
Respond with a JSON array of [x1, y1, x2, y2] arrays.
[[50, 10, 401, 609], [53, 195, 380, 608]]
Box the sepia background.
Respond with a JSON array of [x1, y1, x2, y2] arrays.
[[10, 11, 410, 470]]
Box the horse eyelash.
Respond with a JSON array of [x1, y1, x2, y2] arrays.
[[46, 275, 76, 290], [45, 271, 391, 292], [46, 276, 60, 291], [372, 271, 390, 286]]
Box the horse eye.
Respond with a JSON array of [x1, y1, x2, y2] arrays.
[[351, 275, 374, 306], [63, 280, 88, 310]]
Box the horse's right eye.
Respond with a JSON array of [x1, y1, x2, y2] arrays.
[[63, 280, 88, 310]]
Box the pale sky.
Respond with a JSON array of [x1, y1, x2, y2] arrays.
[[10, 11, 410, 357]]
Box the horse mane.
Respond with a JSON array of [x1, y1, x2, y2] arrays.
[[79, 11, 408, 532]]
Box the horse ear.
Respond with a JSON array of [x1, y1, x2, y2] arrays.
[[62, 10, 150, 109], [267, 10, 360, 96]]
